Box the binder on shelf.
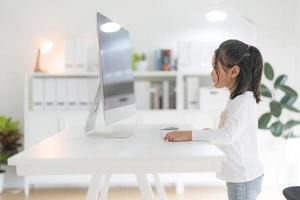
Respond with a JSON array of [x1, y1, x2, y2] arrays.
[[134, 81, 150, 110], [56, 78, 67, 110], [186, 77, 200, 109], [66, 78, 78, 110], [77, 78, 90, 110], [44, 78, 56, 111], [32, 78, 44, 111]]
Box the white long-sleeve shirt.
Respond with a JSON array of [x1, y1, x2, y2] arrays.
[[192, 91, 264, 183]]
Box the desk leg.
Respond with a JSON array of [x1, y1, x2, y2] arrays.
[[99, 173, 112, 200], [175, 174, 185, 195], [86, 174, 103, 200], [24, 176, 30, 197], [136, 173, 155, 200], [153, 174, 168, 200], [86, 174, 112, 200]]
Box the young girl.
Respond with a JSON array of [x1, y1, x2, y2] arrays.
[[164, 39, 264, 200]]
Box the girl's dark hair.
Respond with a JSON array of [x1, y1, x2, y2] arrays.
[[214, 39, 263, 104]]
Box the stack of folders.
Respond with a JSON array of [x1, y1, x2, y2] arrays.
[[32, 77, 98, 111]]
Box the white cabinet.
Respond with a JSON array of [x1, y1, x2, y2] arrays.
[[25, 111, 89, 148]]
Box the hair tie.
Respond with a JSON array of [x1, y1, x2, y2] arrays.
[[244, 45, 251, 56]]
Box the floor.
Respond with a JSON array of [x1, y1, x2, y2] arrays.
[[0, 186, 227, 200], [0, 185, 285, 200]]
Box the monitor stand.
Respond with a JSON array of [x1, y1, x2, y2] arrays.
[[84, 85, 135, 138]]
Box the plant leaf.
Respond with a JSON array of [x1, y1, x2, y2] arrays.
[[279, 85, 298, 97], [270, 121, 284, 137], [0, 116, 7, 132], [284, 120, 300, 130], [274, 74, 288, 88], [270, 101, 282, 117], [280, 95, 297, 107], [8, 121, 19, 134], [264, 62, 274, 80], [284, 105, 300, 113], [260, 84, 272, 98], [285, 131, 298, 138], [258, 113, 272, 129]]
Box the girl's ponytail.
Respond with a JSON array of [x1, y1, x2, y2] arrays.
[[249, 46, 263, 104]]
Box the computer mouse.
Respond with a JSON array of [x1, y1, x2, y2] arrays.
[[160, 126, 179, 131]]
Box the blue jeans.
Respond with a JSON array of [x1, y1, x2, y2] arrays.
[[226, 175, 263, 200]]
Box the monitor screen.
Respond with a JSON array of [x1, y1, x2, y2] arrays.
[[96, 13, 135, 111]]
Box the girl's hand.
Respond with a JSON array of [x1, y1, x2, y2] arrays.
[[164, 131, 192, 142]]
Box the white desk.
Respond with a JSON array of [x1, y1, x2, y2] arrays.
[[8, 124, 224, 200]]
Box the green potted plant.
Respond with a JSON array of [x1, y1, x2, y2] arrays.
[[132, 52, 148, 71], [258, 62, 300, 138], [0, 116, 22, 193]]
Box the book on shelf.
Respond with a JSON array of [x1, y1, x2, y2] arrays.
[[154, 49, 175, 71], [170, 81, 176, 109]]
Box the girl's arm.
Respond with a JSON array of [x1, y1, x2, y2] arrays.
[[192, 97, 249, 145], [165, 97, 249, 145], [164, 129, 210, 142]]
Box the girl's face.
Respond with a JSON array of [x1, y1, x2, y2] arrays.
[[210, 54, 240, 91]]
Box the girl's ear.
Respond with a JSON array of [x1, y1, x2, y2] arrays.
[[230, 65, 240, 78]]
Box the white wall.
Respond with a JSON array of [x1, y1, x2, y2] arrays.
[[0, 0, 299, 130]]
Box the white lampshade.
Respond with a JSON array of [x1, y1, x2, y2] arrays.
[[40, 41, 54, 54]]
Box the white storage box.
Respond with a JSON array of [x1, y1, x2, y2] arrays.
[[199, 88, 229, 113]]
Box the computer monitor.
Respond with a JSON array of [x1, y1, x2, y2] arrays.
[[84, 12, 136, 137]]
